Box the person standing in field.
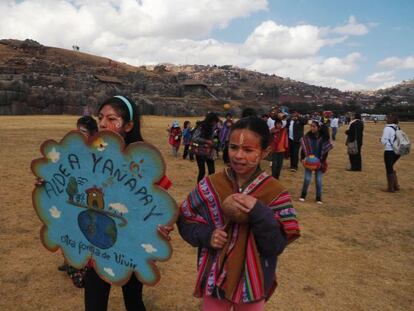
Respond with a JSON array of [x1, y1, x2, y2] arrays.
[[330, 114, 339, 141], [191, 112, 220, 182], [270, 118, 289, 179], [178, 116, 300, 311], [345, 113, 364, 171], [168, 120, 182, 157], [219, 112, 234, 164], [85, 95, 173, 311], [299, 121, 333, 204], [182, 120, 194, 161], [286, 111, 308, 172], [380, 115, 401, 192]]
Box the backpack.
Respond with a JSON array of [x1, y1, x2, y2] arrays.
[[391, 126, 411, 155]]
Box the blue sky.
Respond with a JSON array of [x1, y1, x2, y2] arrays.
[[1, 0, 413, 90]]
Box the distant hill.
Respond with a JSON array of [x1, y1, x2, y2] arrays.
[[0, 39, 413, 116]]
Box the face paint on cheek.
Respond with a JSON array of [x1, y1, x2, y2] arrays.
[[106, 122, 122, 133], [245, 151, 262, 167]]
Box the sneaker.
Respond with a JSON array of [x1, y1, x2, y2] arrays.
[[299, 197, 305, 202], [290, 168, 297, 172], [316, 200, 323, 205]]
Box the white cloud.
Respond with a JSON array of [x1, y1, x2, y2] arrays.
[[243, 21, 326, 58], [0, 0, 267, 43], [248, 53, 364, 90], [104, 267, 115, 277], [109, 203, 129, 214], [378, 56, 414, 69], [47, 147, 60, 163], [330, 15, 370, 36], [366, 71, 395, 83], [49, 206, 61, 219], [141, 243, 157, 254]]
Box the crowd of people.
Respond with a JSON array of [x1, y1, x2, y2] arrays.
[[36, 95, 409, 311]]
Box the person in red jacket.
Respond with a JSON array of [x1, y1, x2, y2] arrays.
[[270, 119, 289, 179]]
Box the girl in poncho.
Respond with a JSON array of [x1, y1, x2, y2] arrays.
[[178, 116, 300, 311], [299, 121, 333, 204]]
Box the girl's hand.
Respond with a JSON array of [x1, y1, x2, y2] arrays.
[[157, 225, 174, 241], [210, 229, 228, 249], [34, 177, 45, 187], [232, 194, 257, 214]]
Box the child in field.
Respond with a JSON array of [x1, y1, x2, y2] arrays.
[[168, 120, 182, 157], [178, 116, 300, 311], [76, 115, 98, 137], [219, 112, 234, 164], [182, 120, 194, 161], [270, 119, 288, 179], [82, 95, 174, 311], [299, 121, 333, 204]]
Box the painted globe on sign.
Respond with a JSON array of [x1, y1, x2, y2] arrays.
[[78, 209, 117, 249], [221, 195, 249, 224]]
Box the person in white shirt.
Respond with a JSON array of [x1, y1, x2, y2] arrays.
[[380, 115, 401, 192], [330, 115, 339, 141]]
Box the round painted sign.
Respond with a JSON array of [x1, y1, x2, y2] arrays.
[[31, 131, 178, 286]]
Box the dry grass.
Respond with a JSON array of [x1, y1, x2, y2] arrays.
[[0, 116, 413, 311]]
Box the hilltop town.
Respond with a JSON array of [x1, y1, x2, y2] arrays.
[[0, 39, 413, 118]]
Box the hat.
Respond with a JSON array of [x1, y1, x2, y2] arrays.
[[172, 120, 179, 128]]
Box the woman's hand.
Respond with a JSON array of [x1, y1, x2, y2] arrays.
[[157, 225, 174, 241], [210, 229, 228, 249], [34, 177, 45, 187], [232, 193, 257, 214]]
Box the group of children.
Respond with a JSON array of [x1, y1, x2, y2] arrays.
[[167, 112, 234, 163], [38, 97, 300, 311]]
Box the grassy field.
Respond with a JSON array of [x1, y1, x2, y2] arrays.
[[0, 115, 413, 311]]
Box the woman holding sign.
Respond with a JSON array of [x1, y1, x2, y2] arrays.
[[178, 116, 300, 311], [84, 96, 173, 311]]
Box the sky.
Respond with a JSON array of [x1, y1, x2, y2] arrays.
[[1, 0, 413, 91]]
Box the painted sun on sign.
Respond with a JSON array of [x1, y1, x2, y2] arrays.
[[31, 131, 178, 286]]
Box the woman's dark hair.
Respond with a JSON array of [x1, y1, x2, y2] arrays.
[[319, 124, 330, 142], [183, 120, 190, 128], [199, 112, 219, 138], [241, 107, 257, 118], [387, 115, 399, 124], [77, 116, 98, 134], [354, 113, 361, 120], [306, 120, 320, 137], [230, 116, 271, 149], [98, 96, 143, 145]]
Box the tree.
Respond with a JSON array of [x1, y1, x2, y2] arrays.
[[66, 177, 79, 202]]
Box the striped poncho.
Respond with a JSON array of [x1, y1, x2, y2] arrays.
[[178, 168, 300, 304]]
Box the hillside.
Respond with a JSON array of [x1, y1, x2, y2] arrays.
[[0, 39, 413, 116]]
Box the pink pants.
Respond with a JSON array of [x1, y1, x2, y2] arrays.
[[202, 295, 265, 311]]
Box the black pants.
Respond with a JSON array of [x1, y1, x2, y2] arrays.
[[384, 150, 400, 174], [348, 145, 362, 171], [84, 269, 145, 311], [289, 139, 301, 169], [196, 155, 215, 182], [271, 152, 284, 179], [183, 144, 194, 160]]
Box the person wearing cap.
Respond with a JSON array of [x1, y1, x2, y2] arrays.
[[168, 120, 182, 157]]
